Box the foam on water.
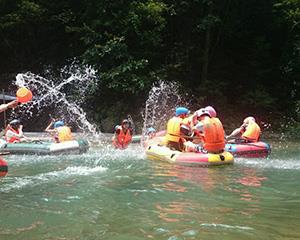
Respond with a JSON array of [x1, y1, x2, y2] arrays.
[[200, 223, 254, 230], [235, 158, 300, 170], [0, 166, 107, 193]]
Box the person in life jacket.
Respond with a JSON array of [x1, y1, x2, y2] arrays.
[[0, 100, 19, 147], [226, 116, 261, 143], [186, 106, 217, 145], [189, 107, 225, 153], [5, 119, 30, 143], [45, 120, 73, 143], [112, 119, 133, 149], [165, 107, 192, 152], [142, 127, 156, 148]]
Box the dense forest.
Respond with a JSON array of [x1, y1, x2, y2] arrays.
[[0, 0, 299, 133]]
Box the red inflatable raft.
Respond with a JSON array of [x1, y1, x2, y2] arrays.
[[225, 141, 271, 158]]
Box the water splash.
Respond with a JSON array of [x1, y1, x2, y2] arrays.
[[0, 166, 107, 193], [13, 64, 99, 134], [142, 81, 183, 135]]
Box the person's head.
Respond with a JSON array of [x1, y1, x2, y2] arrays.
[[205, 106, 217, 118], [175, 107, 189, 118], [121, 119, 130, 129], [196, 108, 211, 121], [243, 116, 255, 125], [54, 120, 65, 128], [146, 127, 156, 138], [9, 119, 21, 130]]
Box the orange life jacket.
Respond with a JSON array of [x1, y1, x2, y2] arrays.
[[113, 126, 132, 149], [201, 117, 225, 153], [5, 126, 21, 143], [242, 122, 261, 142], [57, 126, 73, 142], [165, 117, 183, 142]]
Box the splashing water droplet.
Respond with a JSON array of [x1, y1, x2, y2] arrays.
[[142, 80, 184, 135], [13, 63, 100, 135]]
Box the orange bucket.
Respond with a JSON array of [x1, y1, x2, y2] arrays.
[[16, 87, 33, 103]]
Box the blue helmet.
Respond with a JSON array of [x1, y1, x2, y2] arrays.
[[175, 107, 189, 117], [54, 120, 64, 128], [146, 127, 156, 134]]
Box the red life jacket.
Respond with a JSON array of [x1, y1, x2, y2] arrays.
[[201, 117, 225, 153], [5, 126, 21, 143], [112, 126, 132, 149]]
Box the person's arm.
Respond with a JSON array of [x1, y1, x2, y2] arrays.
[[6, 100, 18, 109], [0, 104, 8, 112], [6, 126, 24, 138], [0, 100, 19, 113], [45, 120, 56, 133], [226, 127, 243, 140]]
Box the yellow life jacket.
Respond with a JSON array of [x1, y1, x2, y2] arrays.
[[165, 117, 183, 142], [242, 122, 261, 142], [57, 126, 73, 142]]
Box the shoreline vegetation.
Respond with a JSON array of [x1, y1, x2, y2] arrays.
[[0, 1, 299, 132]]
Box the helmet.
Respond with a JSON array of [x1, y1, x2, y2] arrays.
[[175, 107, 189, 117], [146, 127, 156, 134], [243, 117, 255, 124], [205, 106, 217, 118], [9, 119, 21, 126], [54, 120, 64, 128], [180, 124, 192, 136], [196, 108, 211, 118], [122, 119, 130, 125]]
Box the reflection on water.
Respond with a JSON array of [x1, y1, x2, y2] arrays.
[[150, 161, 230, 193], [156, 201, 192, 223], [237, 168, 267, 187]]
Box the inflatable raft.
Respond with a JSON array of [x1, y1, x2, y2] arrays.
[[146, 145, 234, 166], [1, 139, 89, 155], [225, 141, 271, 158]]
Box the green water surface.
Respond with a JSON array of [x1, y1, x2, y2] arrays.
[[0, 141, 299, 240]]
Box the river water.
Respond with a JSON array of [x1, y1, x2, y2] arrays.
[[0, 140, 299, 240]]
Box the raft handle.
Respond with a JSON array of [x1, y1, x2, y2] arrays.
[[219, 155, 225, 161]]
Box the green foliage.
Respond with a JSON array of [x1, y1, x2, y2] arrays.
[[241, 86, 276, 109], [0, 0, 299, 127]]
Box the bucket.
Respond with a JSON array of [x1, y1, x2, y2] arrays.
[[16, 87, 33, 103]]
